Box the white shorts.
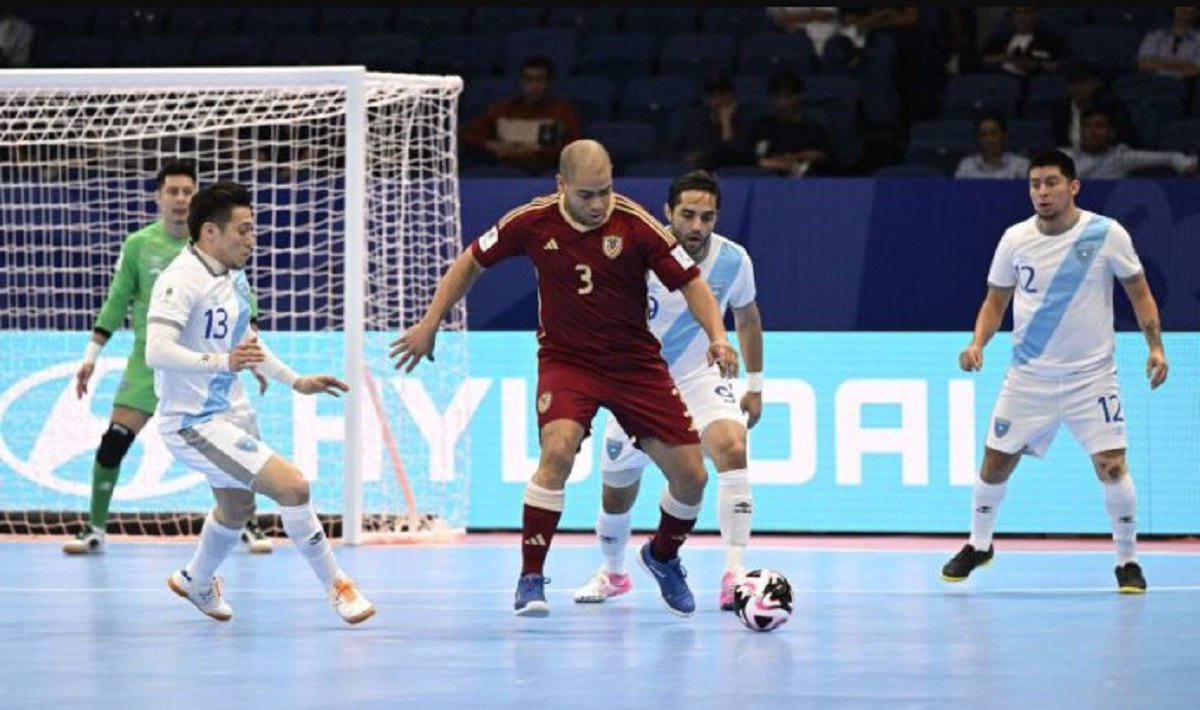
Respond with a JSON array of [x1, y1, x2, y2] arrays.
[[162, 409, 276, 490], [985, 365, 1127, 457], [600, 366, 743, 487]]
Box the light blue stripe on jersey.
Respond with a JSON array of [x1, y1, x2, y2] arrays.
[[658, 241, 741, 367], [1013, 215, 1110, 366], [181, 273, 254, 429]]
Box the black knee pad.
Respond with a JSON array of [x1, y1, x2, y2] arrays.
[[96, 424, 136, 469]]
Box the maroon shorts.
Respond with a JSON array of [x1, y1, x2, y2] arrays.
[[536, 358, 699, 446]]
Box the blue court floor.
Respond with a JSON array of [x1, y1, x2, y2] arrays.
[[3, 533, 1198, 710]]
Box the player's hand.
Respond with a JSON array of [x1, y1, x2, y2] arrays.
[[1146, 351, 1169, 389], [389, 319, 438, 373], [252, 368, 269, 395], [293, 375, 349, 397], [75, 362, 95, 399], [708, 340, 739, 379], [959, 345, 984, 372], [740, 391, 763, 429], [228, 338, 266, 372]]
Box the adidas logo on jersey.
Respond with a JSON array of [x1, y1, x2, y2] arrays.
[[544, 238, 559, 251]]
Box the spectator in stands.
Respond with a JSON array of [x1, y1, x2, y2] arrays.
[[833, 7, 942, 124], [0, 7, 34, 68], [1064, 105, 1197, 179], [979, 7, 1068, 92], [665, 72, 755, 172], [954, 110, 1030, 179], [459, 55, 583, 176], [1051, 61, 1142, 150], [766, 7, 841, 57], [748, 70, 833, 177], [1136, 7, 1200, 89]]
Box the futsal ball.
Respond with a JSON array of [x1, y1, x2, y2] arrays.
[[733, 569, 794, 632]]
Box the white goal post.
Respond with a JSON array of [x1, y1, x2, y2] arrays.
[[0, 66, 468, 545]]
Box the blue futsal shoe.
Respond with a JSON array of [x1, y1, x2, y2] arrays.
[[513, 573, 550, 617], [638, 541, 695, 617]]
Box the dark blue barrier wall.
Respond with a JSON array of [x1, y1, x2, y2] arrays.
[[462, 178, 1200, 332]]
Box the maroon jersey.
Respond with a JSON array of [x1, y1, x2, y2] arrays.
[[471, 192, 700, 372]]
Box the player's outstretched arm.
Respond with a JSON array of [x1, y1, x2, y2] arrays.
[[960, 285, 1012, 372], [390, 250, 485, 373]]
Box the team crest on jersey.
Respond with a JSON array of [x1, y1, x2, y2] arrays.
[[605, 438, 624, 460], [236, 435, 258, 453], [993, 417, 1010, 438], [602, 234, 623, 259], [537, 391, 552, 413], [1075, 244, 1096, 263]]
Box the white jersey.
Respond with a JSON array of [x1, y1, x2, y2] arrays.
[[986, 209, 1142, 377], [648, 232, 756, 380], [147, 246, 256, 433]]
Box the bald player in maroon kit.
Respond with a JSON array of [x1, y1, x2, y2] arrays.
[[391, 139, 738, 618]]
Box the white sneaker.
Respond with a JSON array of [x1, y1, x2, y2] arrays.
[[168, 569, 233, 622], [573, 566, 633, 603], [63, 526, 106, 555], [330, 575, 376, 625], [240, 522, 274, 554]]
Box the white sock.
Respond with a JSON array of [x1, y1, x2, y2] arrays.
[[279, 502, 341, 591], [717, 468, 752, 572], [185, 509, 241, 585], [967, 477, 1008, 551], [1104, 474, 1138, 565], [596, 510, 632, 575]]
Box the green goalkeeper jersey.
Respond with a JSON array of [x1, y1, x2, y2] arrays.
[[94, 222, 257, 341]]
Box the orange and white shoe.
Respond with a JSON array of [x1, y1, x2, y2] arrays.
[[330, 575, 376, 625], [168, 569, 233, 622], [572, 566, 633, 603]]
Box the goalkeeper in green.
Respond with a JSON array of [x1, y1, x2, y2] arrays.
[[64, 160, 273, 555]]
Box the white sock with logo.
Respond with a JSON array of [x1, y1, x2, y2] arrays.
[[1104, 474, 1138, 565], [185, 509, 241, 585], [280, 502, 340, 591], [596, 510, 631, 575], [968, 478, 1008, 550]]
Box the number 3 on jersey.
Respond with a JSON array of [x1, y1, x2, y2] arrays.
[[204, 307, 229, 339]]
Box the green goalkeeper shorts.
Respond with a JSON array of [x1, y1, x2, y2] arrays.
[[112, 342, 158, 416]]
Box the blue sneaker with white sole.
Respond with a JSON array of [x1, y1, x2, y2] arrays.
[[513, 573, 550, 617], [637, 541, 695, 616]]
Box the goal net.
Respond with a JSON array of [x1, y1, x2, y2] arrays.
[[0, 67, 468, 545]]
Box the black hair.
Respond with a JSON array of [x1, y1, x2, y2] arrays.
[[187, 181, 252, 243], [155, 159, 197, 189], [667, 169, 721, 210], [1028, 149, 1078, 180]]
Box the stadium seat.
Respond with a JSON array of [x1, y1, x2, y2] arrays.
[[737, 31, 817, 78], [804, 75, 864, 170], [459, 76, 518, 121], [872, 163, 947, 178], [1112, 73, 1188, 127], [576, 32, 659, 91], [117, 36, 193, 68], [544, 7, 622, 35], [92, 7, 165, 36], [240, 7, 318, 37], [584, 120, 661, 173], [345, 33, 422, 73], [1023, 72, 1067, 120], [1157, 118, 1200, 155], [393, 7, 471, 42], [165, 7, 243, 36], [1091, 7, 1171, 33], [941, 73, 1023, 120], [1066, 25, 1144, 81], [906, 119, 976, 174], [269, 35, 347, 66], [467, 7, 546, 42], [34, 36, 118, 68], [557, 75, 618, 125], [318, 7, 396, 36], [657, 32, 739, 86], [622, 158, 694, 177], [623, 8, 699, 34], [501, 27, 578, 77], [618, 75, 699, 142], [698, 7, 772, 44], [1007, 119, 1056, 155], [190, 34, 267, 67], [421, 33, 500, 80], [17, 6, 95, 37]]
